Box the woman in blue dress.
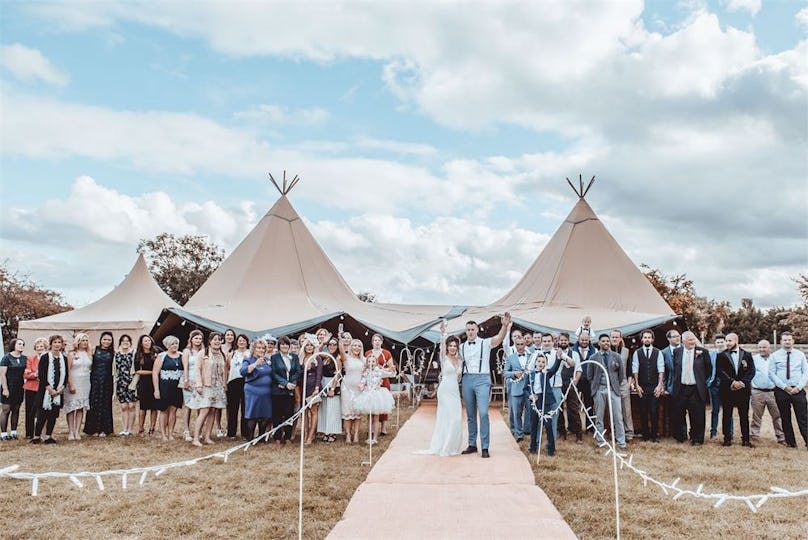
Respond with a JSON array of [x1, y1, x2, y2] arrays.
[[84, 332, 115, 437], [153, 335, 184, 441], [240, 338, 273, 441]]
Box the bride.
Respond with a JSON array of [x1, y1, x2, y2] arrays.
[[416, 321, 464, 456]]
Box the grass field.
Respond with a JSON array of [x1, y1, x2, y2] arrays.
[[0, 402, 415, 540], [522, 408, 808, 540]]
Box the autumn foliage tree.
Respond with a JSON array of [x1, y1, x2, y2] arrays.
[[0, 263, 72, 347], [137, 233, 225, 306]]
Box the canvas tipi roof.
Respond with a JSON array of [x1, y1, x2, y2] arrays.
[[16, 254, 180, 346], [445, 180, 676, 336], [153, 185, 460, 343]]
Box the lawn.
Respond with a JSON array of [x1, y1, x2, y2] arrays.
[[0, 401, 415, 540], [522, 408, 808, 540]]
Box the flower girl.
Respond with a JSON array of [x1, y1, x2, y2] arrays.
[[353, 354, 396, 444]]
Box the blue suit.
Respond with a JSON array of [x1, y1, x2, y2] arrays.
[[528, 356, 563, 455], [708, 350, 733, 438], [504, 350, 533, 438]]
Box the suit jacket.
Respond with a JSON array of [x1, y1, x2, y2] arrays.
[[504, 350, 534, 397], [269, 352, 301, 396], [715, 348, 755, 397], [670, 346, 712, 403], [586, 350, 625, 398], [661, 345, 680, 393], [528, 357, 563, 411]]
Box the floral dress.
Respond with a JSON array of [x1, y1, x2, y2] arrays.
[[115, 350, 138, 404]]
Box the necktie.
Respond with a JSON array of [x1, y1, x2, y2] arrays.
[[645, 348, 651, 357], [786, 351, 791, 380], [685, 350, 693, 384]]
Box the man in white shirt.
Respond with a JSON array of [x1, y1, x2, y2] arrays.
[[750, 340, 785, 444], [461, 313, 511, 458], [537, 334, 563, 439], [631, 329, 665, 442], [504, 335, 534, 442], [611, 329, 634, 442], [768, 332, 808, 449]]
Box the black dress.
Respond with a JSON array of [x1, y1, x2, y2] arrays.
[[136, 351, 158, 411], [0, 353, 26, 406], [84, 347, 114, 435]]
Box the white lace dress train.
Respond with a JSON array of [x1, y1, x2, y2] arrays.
[[415, 357, 464, 457]]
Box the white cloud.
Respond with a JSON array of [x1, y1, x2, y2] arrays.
[[233, 104, 330, 126], [0, 43, 69, 86], [722, 0, 762, 16], [797, 8, 808, 32]]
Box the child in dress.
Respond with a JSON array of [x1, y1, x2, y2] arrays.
[[353, 353, 396, 444]]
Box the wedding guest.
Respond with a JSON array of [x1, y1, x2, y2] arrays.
[[661, 329, 683, 439], [708, 334, 732, 439], [557, 333, 582, 442], [768, 331, 808, 449], [181, 329, 205, 442], [669, 331, 711, 446], [191, 332, 227, 446], [23, 337, 48, 439], [153, 336, 184, 441], [316, 327, 330, 351], [528, 350, 564, 455], [134, 335, 159, 436], [716, 332, 755, 447], [575, 315, 593, 341], [299, 336, 323, 445], [215, 328, 237, 437], [84, 331, 115, 437], [340, 337, 365, 444], [1, 338, 27, 441], [64, 332, 92, 441], [611, 329, 634, 442], [504, 334, 532, 442], [588, 334, 627, 449], [32, 335, 68, 444], [365, 334, 395, 436], [750, 340, 785, 444], [317, 336, 342, 442], [241, 338, 273, 441], [572, 331, 596, 434], [270, 336, 301, 444], [354, 348, 396, 444], [226, 334, 250, 440], [114, 334, 138, 437], [631, 329, 665, 442], [290, 338, 300, 356]]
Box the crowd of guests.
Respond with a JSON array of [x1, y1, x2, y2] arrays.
[[0, 328, 398, 447], [502, 316, 808, 456]]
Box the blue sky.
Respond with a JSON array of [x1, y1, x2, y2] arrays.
[[1, 0, 806, 312]]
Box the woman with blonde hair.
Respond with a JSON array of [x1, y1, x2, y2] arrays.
[[181, 329, 205, 442], [64, 332, 92, 440], [299, 335, 323, 445], [191, 332, 227, 446], [340, 337, 365, 444], [153, 336, 184, 440], [23, 337, 48, 439]]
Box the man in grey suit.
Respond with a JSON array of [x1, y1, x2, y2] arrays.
[[504, 335, 534, 442], [587, 334, 626, 449]]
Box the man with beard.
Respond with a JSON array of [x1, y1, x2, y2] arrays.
[[587, 334, 626, 449], [715, 332, 755, 447], [631, 329, 665, 442], [557, 332, 583, 442], [611, 330, 634, 442], [708, 334, 732, 440], [572, 331, 596, 433], [661, 329, 683, 439]]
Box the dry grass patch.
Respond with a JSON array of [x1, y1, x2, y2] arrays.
[[0, 404, 415, 539], [522, 413, 808, 540]]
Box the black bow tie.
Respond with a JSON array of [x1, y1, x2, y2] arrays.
[[729, 349, 737, 355], [468, 341, 476, 345], [518, 354, 525, 357]]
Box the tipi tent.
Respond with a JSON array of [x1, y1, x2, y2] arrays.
[[152, 178, 461, 345], [16, 254, 180, 348], [444, 177, 676, 337]]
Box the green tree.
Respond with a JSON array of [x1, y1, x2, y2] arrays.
[[137, 233, 225, 305], [0, 262, 72, 347]]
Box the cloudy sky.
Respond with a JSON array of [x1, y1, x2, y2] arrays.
[[1, 0, 806, 313]]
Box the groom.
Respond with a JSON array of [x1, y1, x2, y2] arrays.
[[461, 312, 511, 458]]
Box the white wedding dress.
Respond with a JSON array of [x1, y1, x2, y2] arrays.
[[415, 356, 464, 457]]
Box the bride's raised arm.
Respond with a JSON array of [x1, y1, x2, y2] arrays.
[[439, 320, 447, 360]]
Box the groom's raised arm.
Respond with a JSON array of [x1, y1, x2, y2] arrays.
[[489, 312, 512, 348]]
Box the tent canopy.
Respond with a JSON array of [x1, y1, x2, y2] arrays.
[[17, 254, 179, 347]]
